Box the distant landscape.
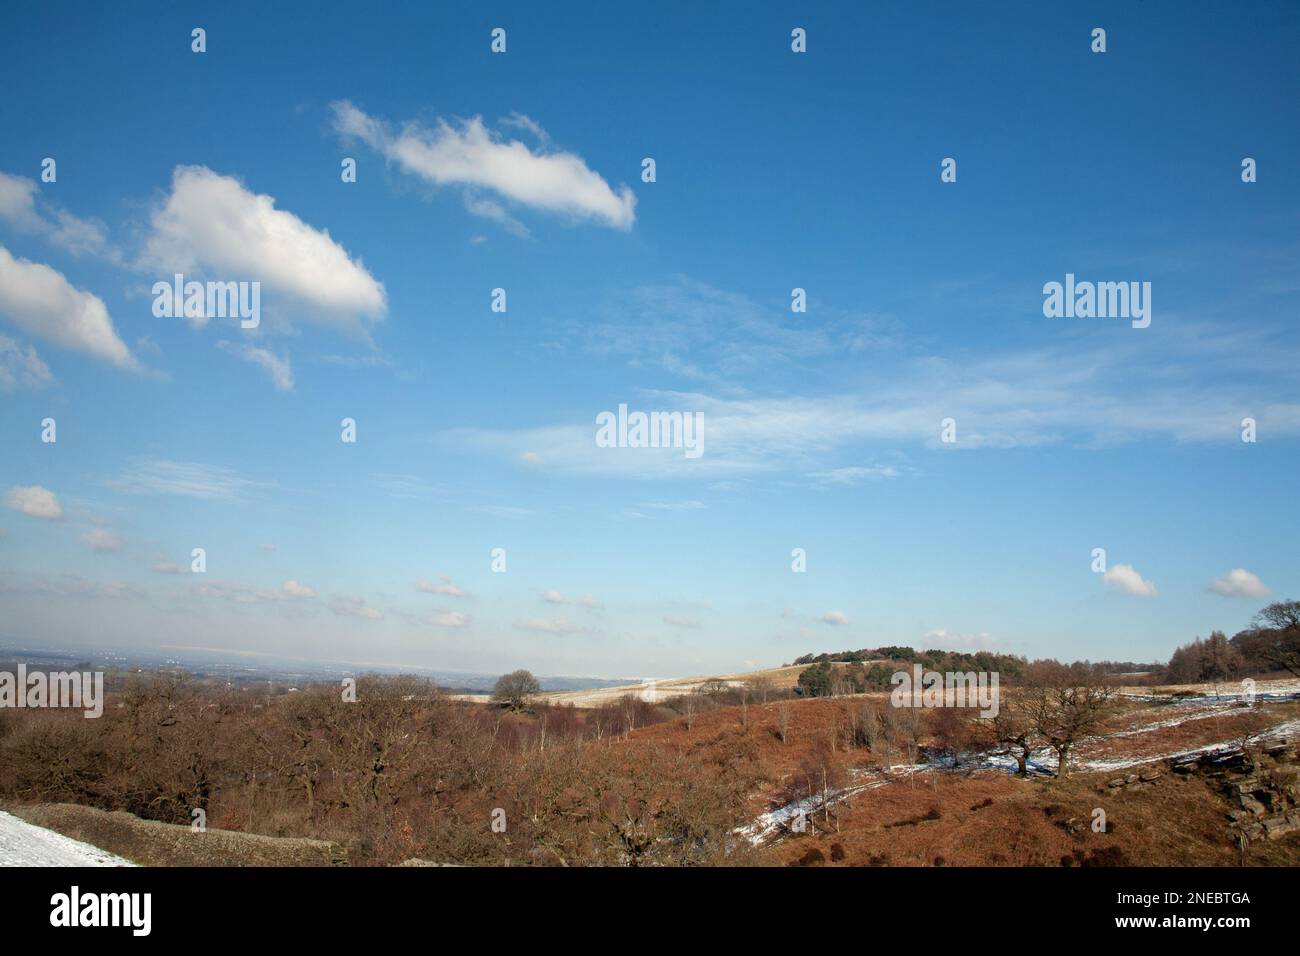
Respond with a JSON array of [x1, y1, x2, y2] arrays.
[[2, 599, 1297, 867]]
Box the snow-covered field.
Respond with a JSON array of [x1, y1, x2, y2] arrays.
[[0, 811, 135, 867]]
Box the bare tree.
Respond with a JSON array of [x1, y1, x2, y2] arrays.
[[1202, 631, 1241, 698], [1024, 670, 1115, 777], [491, 670, 541, 712], [988, 694, 1039, 776], [777, 701, 791, 744], [1240, 600, 1300, 677]]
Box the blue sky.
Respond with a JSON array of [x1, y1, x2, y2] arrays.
[[1, 1, 1297, 678]]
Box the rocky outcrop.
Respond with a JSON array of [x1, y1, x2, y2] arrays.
[[1167, 738, 1300, 844]]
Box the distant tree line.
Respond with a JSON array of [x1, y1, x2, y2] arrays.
[[1164, 600, 1300, 685], [790, 599, 1300, 698]]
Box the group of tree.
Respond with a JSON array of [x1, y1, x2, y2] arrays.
[[1164, 600, 1300, 685], [0, 671, 763, 866]]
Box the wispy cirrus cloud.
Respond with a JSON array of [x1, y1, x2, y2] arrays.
[[218, 341, 293, 391], [331, 101, 636, 232], [0, 335, 53, 392], [107, 458, 271, 501], [0, 170, 115, 259], [80, 528, 125, 552]]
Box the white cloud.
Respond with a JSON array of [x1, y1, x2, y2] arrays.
[[0, 335, 53, 392], [329, 595, 383, 620], [821, 610, 849, 625], [0, 172, 43, 231], [80, 528, 125, 552], [0, 171, 112, 258], [218, 341, 293, 391], [541, 590, 603, 609], [107, 458, 269, 501], [0, 246, 136, 368], [417, 576, 467, 597], [281, 580, 317, 598], [142, 166, 386, 332], [1207, 568, 1271, 599], [5, 485, 63, 520], [1103, 564, 1158, 598], [152, 561, 189, 574], [331, 101, 635, 231], [425, 610, 469, 628]]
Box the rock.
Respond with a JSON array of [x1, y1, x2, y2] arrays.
[[1236, 794, 1268, 817], [1261, 816, 1300, 840], [1125, 774, 1139, 784], [1107, 778, 1126, 788], [1139, 770, 1162, 783]]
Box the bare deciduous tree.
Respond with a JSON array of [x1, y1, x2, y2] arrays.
[[1023, 669, 1115, 777], [491, 670, 541, 712]]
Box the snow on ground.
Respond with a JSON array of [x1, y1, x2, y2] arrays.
[[741, 699, 1300, 845], [738, 764, 935, 845], [0, 810, 136, 867]]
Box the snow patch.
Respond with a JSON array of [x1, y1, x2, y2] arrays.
[[0, 810, 136, 867]]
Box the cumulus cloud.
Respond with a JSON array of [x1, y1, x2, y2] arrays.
[[0, 171, 113, 258], [152, 560, 189, 574], [218, 341, 293, 391], [0, 335, 53, 392], [1103, 564, 1158, 598], [821, 610, 849, 625], [1207, 568, 1271, 599], [331, 101, 635, 231], [417, 576, 467, 597], [5, 485, 63, 520], [80, 528, 124, 552], [142, 166, 386, 332], [0, 246, 136, 368], [281, 580, 317, 598], [541, 590, 603, 609]]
